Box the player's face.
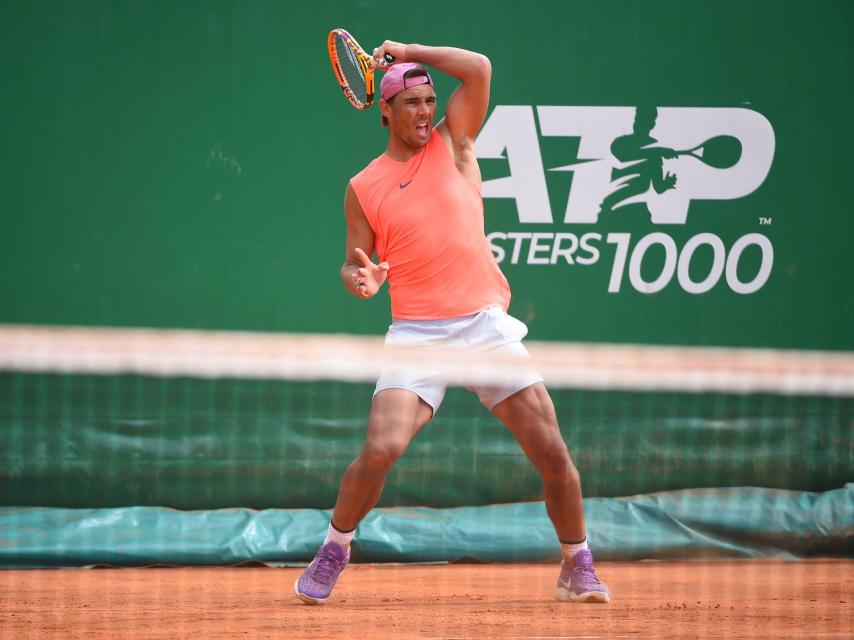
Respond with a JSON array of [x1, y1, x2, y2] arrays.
[[386, 85, 437, 148]]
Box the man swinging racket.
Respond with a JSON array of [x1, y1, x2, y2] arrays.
[[296, 39, 610, 605]]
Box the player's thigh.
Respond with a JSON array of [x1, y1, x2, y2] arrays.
[[491, 382, 566, 457], [364, 387, 433, 452]]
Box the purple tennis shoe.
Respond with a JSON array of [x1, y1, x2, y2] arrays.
[[294, 541, 349, 605], [555, 549, 610, 603]]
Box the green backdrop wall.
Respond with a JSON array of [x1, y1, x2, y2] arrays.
[[2, 0, 853, 349]]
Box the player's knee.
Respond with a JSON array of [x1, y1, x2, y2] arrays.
[[358, 442, 405, 474], [535, 445, 578, 484]]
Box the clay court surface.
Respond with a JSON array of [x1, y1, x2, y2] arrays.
[[2, 560, 851, 639]]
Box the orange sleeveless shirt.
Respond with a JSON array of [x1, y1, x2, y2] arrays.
[[350, 130, 511, 320]]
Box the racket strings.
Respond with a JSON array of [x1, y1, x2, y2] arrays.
[[335, 37, 368, 105]]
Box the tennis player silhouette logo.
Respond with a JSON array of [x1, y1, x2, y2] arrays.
[[598, 106, 742, 220], [475, 104, 774, 224]]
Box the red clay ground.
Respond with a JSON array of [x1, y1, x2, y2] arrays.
[[1, 560, 852, 639]]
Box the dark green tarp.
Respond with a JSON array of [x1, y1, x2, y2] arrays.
[[2, 375, 852, 509]]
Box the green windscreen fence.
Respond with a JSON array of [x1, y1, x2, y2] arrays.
[[2, 0, 853, 349]]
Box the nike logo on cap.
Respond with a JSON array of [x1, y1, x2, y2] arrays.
[[399, 180, 413, 189]]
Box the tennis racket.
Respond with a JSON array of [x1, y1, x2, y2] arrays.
[[675, 135, 742, 169], [327, 28, 394, 110]]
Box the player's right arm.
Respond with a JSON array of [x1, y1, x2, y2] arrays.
[[341, 183, 389, 298]]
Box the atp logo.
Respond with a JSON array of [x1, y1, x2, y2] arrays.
[[475, 106, 776, 294]]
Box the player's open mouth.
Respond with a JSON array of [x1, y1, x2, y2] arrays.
[[416, 123, 429, 135]]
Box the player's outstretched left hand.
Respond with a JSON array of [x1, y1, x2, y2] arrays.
[[353, 247, 389, 298]]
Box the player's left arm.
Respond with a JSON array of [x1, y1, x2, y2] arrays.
[[374, 42, 491, 183], [341, 183, 389, 299]]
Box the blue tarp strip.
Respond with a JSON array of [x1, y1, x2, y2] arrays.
[[1, 485, 851, 568]]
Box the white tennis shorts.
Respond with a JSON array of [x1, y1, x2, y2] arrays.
[[374, 306, 544, 414]]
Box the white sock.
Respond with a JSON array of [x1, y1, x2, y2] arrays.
[[560, 538, 588, 561], [324, 522, 355, 555]]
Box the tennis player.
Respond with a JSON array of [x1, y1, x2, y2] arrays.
[[296, 40, 609, 605]]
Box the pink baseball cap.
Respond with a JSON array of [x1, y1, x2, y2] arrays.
[[380, 63, 434, 101]]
